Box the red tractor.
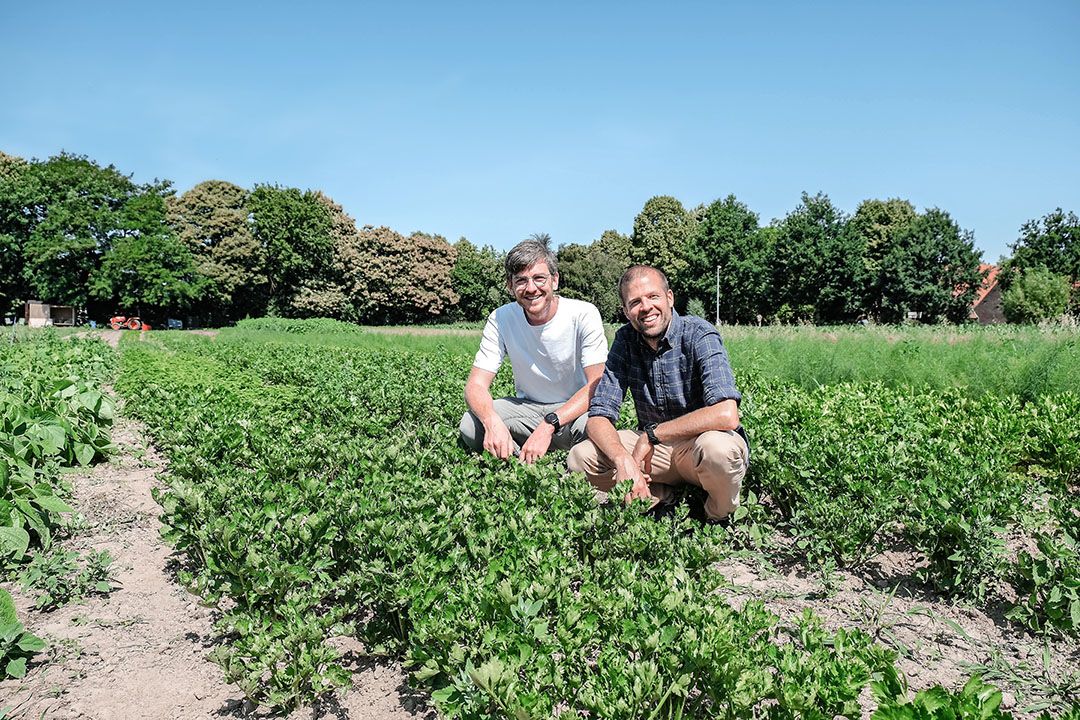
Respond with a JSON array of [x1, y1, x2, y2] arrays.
[[108, 315, 151, 331]]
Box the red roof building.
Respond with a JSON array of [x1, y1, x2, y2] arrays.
[[971, 264, 1005, 324]]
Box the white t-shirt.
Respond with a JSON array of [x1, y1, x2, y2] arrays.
[[473, 297, 608, 404]]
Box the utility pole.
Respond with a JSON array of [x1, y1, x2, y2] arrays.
[[714, 265, 720, 326]]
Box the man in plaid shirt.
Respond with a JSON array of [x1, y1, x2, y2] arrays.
[[567, 265, 750, 520]]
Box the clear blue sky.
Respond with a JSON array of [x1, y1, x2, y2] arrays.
[[3, 1, 1078, 262]]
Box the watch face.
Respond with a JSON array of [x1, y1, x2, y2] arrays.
[[545, 412, 560, 428]]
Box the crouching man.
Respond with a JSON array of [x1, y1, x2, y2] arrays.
[[568, 265, 749, 519], [460, 238, 607, 463]]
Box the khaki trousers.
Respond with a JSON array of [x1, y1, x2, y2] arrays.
[[567, 429, 749, 520]]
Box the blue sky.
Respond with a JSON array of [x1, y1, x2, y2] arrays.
[[3, 1, 1078, 262]]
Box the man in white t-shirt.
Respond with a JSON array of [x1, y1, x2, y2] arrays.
[[460, 238, 608, 463]]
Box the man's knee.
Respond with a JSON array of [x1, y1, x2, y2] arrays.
[[695, 430, 748, 474], [566, 439, 594, 473], [458, 411, 484, 452]]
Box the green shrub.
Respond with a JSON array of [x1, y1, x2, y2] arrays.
[[1003, 268, 1071, 324]]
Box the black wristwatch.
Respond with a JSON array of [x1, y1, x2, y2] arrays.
[[644, 422, 660, 446], [544, 412, 561, 432]]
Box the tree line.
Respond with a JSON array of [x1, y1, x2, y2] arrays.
[[1, 150, 1076, 325]]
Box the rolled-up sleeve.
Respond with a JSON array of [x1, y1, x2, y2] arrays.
[[588, 333, 628, 423], [696, 328, 742, 406]]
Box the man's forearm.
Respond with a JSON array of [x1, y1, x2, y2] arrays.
[[550, 365, 604, 426], [464, 382, 499, 427], [652, 400, 739, 444], [586, 416, 631, 465], [550, 384, 590, 426]]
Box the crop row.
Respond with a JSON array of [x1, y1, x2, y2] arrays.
[[1, 331, 115, 679], [115, 327, 1077, 718], [0, 332, 115, 567]]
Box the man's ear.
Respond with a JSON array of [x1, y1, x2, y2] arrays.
[[551, 272, 559, 291]]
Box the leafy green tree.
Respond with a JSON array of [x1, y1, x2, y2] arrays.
[[1002, 267, 1071, 323], [1002, 208, 1080, 286], [594, 228, 632, 266], [167, 180, 263, 322], [450, 238, 505, 322], [556, 240, 625, 323], [848, 198, 919, 320], [630, 196, 696, 301], [338, 226, 458, 324], [683, 195, 771, 324], [0, 151, 31, 315], [249, 185, 334, 317], [12, 153, 139, 307], [879, 208, 984, 323], [91, 182, 205, 315], [767, 192, 861, 323]]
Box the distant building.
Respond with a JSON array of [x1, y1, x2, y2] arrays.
[[24, 300, 78, 327], [970, 264, 1005, 324]]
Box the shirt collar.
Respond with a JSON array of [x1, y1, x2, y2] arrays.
[[662, 310, 683, 349]]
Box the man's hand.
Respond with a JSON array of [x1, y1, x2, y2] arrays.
[[631, 432, 654, 477], [615, 453, 657, 509], [482, 417, 515, 460], [518, 422, 554, 464]]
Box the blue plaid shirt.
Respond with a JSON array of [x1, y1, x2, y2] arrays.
[[589, 312, 748, 448]]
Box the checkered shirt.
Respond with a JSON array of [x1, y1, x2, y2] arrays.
[[589, 312, 747, 447]]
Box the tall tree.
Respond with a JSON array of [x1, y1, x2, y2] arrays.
[[630, 196, 696, 301], [92, 182, 205, 315], [767, 192, 861, 323], [338, 226, 458, 324], [450, 238, 505, 322], [168, 180, 263, 321], [0, 151, 31, 314], [249, 185, 334, 317], [14, 153, 139, 307], [556, 240, 625, 323], [848, 198, 919, 320], [1001, 208, 1080, 287], [683, 195, 770, 324], [594, 228, 632, 267], [879, 208, 984, 323]]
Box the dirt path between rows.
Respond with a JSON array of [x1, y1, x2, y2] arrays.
[[1, 340, 432, 719]]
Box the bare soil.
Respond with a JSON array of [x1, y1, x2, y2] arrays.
[[1, 401, 432, 720], [712, 551, 1080, 716]]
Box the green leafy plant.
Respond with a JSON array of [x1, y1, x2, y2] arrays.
[[19, 547, 115, 611], [0, 587, 45, 679], [872, 674, 1011, 720], [1008, 532, 1080, 637], [110, 320, 1080, 715]]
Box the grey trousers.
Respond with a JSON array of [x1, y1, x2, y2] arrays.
[[459, 397, 589, 454]]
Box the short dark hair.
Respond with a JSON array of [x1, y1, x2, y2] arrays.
[[505, 237, 558, 281], [618, 265, 669, 304]]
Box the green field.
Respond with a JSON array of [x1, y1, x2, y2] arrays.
[[4, 322, 1078, 718]]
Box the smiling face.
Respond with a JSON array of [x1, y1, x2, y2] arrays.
[[621, 268, 674, 348], [508, 260, 559, 324]]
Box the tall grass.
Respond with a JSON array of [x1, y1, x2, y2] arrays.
[[720, 324, 1079, 400], [222, 318, 1079, 400]]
